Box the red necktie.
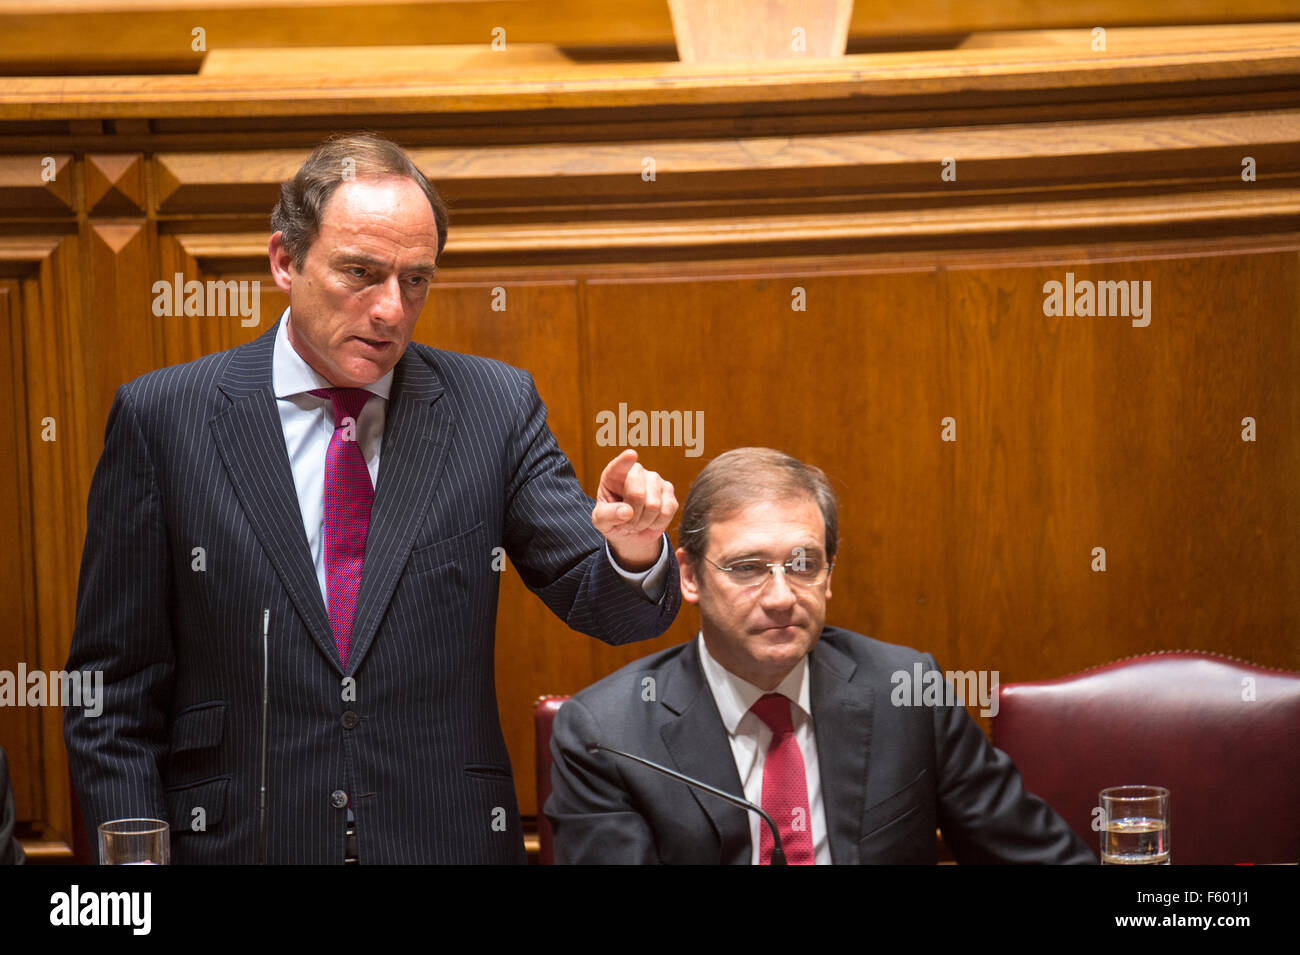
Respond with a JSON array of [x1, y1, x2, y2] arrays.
[[310, 388, 374, 669], [750, 693, 816, 865]]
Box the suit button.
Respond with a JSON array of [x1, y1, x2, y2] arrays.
[[330, 790, 348, 809], [340, 710, 359, 730]]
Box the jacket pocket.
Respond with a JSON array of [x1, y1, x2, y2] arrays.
[[857, 768, 935, 864], [463, 762, 512, 780], [406, 522, 487, 576], [164, 775, 230, 833], [169, 701, 226, 756]]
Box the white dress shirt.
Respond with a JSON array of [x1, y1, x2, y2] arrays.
[[697, 632, 831, 864], [270, 307, 667, 609]]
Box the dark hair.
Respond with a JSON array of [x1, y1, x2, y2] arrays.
[[270, 131, 449, 270], [678, 447, 838, 562]]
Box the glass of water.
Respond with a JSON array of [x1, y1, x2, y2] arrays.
[[1100, 786, 1170, 864], [98, 818, 169, 865]]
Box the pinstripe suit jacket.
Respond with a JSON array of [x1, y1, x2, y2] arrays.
[[63, 317, 680, 864]]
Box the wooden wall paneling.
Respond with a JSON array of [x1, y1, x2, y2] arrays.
[[82, 223, 161, 425], [0, 234, 89, 858], [942, 249, 1299, 678], [0, 280, 41, 827], [575, 248, 1299, 739], [26, 233, 88, 858], [577, 269, 961, 683], [156, 233, 281, 369], [4, 2, 1300, 74]]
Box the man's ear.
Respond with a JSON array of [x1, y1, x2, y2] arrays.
[[268, 232, 296, 294], [677, 547, 701, 605]]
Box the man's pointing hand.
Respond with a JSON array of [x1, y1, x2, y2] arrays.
[[591, 449, 677, 571]]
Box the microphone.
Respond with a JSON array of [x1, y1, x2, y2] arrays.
[[256, 608, 270, 865], [585, 740, 786, 865]]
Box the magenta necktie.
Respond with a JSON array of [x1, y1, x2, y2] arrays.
[[750, 693, 816, 865], [310, 388, 374, 669]]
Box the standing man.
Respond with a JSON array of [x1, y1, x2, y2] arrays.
[[547, 448, 1093, 864], [64, 132, 680, 863]]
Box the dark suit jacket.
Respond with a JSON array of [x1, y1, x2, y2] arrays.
[[0, 747, 25, 864], [547, 626, 1095, 864], [63, 317, 679, 863]]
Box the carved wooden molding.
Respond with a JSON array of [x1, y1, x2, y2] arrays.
[[3, 2, 1299, 74], [85, 153, 147, 216], [0, 156, 76, 216], [3, 24, 1299, 122]]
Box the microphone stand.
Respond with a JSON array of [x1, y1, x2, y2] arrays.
[[587, 741, 787, 864], [256, 609, 270, 865]]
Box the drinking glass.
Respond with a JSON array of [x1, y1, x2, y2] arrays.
[[98, 818, 169, 865], [1100, 785, 1170, 864]]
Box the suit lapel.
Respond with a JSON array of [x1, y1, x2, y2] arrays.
[[209, 320, 337, 669], [809, 633, 874, 864], [345, 346, 454, 673], [658, 641, 753, 864]]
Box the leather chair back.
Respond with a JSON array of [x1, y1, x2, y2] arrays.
[[994, 651, 1300, 864]]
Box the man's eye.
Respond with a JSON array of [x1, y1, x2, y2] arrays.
[[785, 559, 824, 579], [347, 267, 367, 278], [728, 561, 767, 580]]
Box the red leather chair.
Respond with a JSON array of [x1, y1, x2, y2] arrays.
[[534, 695, 570, 866], [994, 651, 1300, 864]]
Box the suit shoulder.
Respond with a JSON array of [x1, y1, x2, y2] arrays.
[[115, 340, 245, 414], [817, 625, 937, 670], [564, 641, 692, 714], [407, 342, 532, 395]]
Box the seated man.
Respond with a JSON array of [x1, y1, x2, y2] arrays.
[[546, 447, 1094, 864]]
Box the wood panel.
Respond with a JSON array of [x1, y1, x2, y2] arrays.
[[0, 234, 87, 858], [7, 26, 1300, 124], [4, 1, 1300, 74], [569, 245, 1299, 740], [0, 281, 40, 823]]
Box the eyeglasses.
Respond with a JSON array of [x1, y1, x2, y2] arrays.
[[701, 554, 833, 589]]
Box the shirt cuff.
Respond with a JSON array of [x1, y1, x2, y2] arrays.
[[605, 535, 669, 603]]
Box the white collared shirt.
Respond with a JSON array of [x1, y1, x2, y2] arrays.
[[697, 633, 830, 864], [270, 307, 666, 609]]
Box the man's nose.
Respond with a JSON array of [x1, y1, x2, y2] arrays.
[[370, 275, 405, 323], [758, 565, 798, 609]]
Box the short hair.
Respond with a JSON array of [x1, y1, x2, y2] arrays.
[[678, 447, 838, 563], [270, 131, 449, 271]]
